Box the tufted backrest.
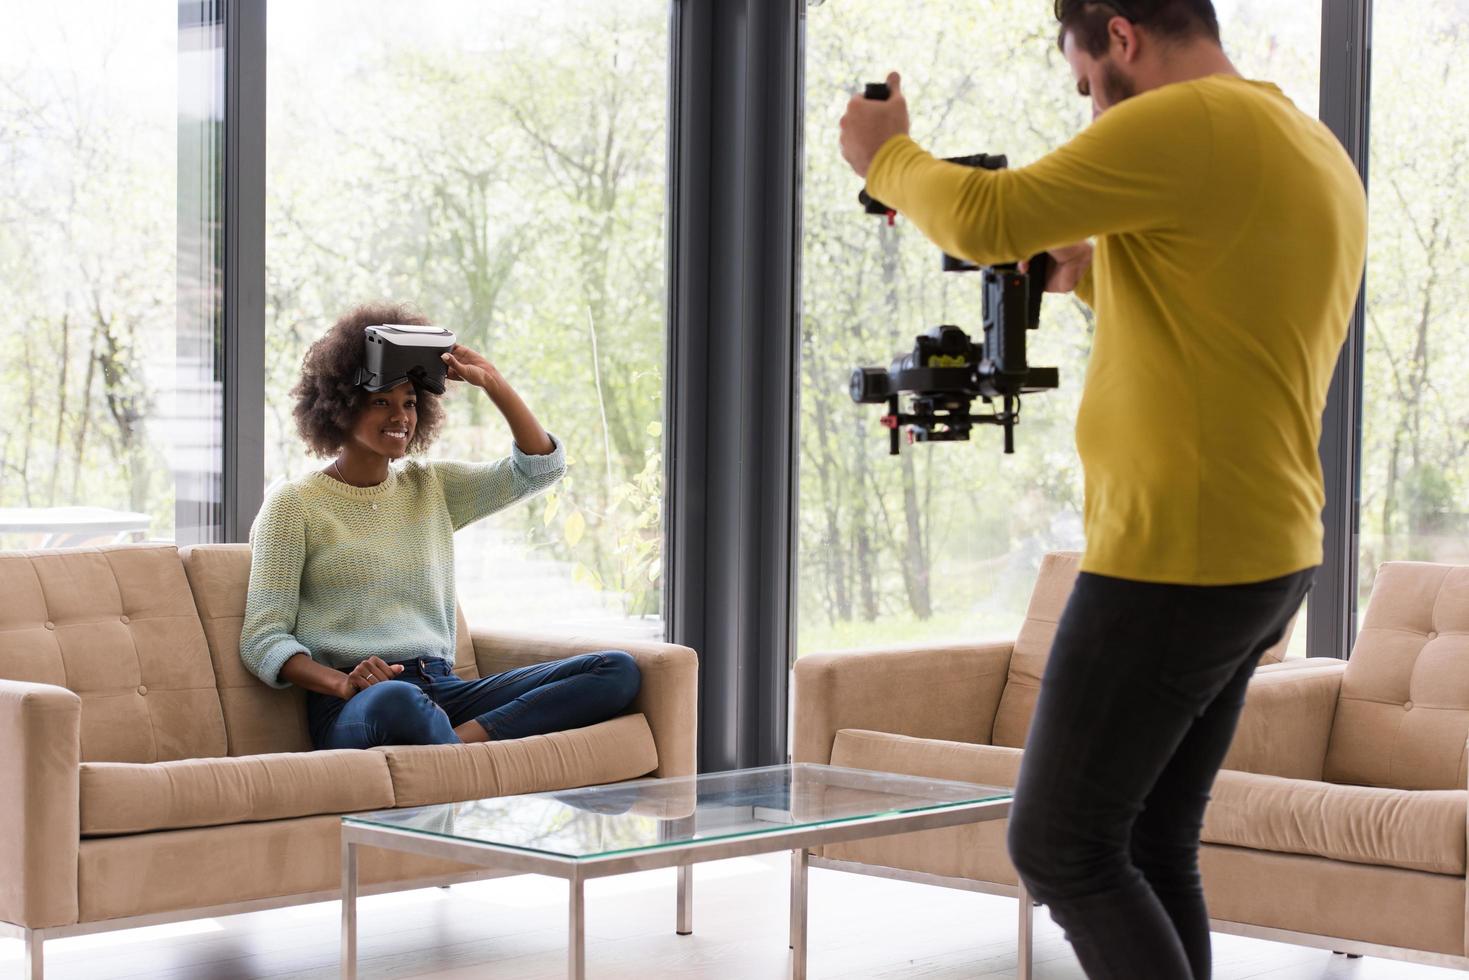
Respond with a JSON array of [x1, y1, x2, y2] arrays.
[[179, 543, 480, 756], [989, 551, 1303, 748], [1324, 562, 1469, 790], [180, 544, 311, 756], [0, 545, 228, 763], [992, 552, 1082, 747]]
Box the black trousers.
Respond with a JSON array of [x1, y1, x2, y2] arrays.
[[1007, 566, 1316, 980]]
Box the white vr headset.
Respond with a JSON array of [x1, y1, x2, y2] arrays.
[[355, 323, 457, 395]]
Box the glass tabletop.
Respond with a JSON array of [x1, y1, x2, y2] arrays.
[[343, 763, 1010, 861]]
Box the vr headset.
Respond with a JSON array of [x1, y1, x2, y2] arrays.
[[355, 324, 457, 395]]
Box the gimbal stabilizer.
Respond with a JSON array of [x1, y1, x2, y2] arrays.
[[850, 82, 1059, 455]]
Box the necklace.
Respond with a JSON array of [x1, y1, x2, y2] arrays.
[[330, 457, 381, 510]]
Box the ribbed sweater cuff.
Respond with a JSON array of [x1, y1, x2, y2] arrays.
[[254, 640, 309, 690], [513, 432, 565, 478]]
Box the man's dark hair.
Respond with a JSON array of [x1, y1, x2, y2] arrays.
[[291, 301, 447, 457], [1055, 0, 1221, 56]]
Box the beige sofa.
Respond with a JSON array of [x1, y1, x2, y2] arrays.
[[0, 542, 698, 978], [796, 553, 1469, 973]]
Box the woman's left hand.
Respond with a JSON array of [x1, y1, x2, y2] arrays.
[[441, 344, 504, 398]]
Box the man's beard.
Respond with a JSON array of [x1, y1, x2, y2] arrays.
[[1101, 59, 1138, 107]]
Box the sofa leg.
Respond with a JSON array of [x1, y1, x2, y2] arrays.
[[1016, 882, 1033, 980], [24, 929, 43, 980]]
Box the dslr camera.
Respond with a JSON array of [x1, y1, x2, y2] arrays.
[[850, 83, 1058, 455]]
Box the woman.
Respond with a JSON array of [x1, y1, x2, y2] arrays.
[[240, 302, 640, 749]]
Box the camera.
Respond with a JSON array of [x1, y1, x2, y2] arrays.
[[851, 82, 1058, 455]]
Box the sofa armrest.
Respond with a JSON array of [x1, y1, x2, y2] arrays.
[[793, 642, 1014, 766], [469, 629, 697, 779], [0, 679, 81, 928], [1221, 661, 1346, 780]]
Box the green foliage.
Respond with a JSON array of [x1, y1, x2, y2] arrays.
[[3, 0, 1467, 649], [262, 0, 667, 620]]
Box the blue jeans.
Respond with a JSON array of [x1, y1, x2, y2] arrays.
[[1007, 567, 1316, 980], [306, 651, 641, 750]]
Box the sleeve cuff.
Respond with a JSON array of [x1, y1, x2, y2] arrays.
[[512, 432, 567, 479], [866, 134, 925, 210], [255, 642, 308, 690]]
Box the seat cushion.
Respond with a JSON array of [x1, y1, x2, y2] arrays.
[[1201, 845, 1466, 958], [0, 545, 228, 763], [79, 749, 395, 836], [820, 729, 1020, 884], [376, 713, 659, 807], [1203, 770, 1467, 875], [78, 813, 482, 923]]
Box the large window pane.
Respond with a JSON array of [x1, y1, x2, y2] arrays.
[[1359, 4, 1469, 607], [797, 1, 1321, 658], [266, 1, 668, 639], [0, 3, 226, 549]]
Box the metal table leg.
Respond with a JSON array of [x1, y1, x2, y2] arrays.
[[790, 848, 809, 979], [569, 873, 586, 980], [677, 864, 693, 935], [341, 838, 358, 980], [24, 929, 42, 980], [1017, 880, 1034, 980]]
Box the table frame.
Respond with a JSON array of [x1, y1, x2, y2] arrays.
[[341, 794, 1012, 979]]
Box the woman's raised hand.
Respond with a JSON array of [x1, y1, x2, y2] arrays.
[[340, 656, 406, 700], [441, 344, 504, 398]]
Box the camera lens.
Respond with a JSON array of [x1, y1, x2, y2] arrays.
[[850, 367, 890, 404]]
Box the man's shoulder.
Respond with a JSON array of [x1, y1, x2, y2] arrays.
[[1082, 79, 1212, 145]]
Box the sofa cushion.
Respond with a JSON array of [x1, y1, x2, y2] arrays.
[[829, 728, 1022, 787], [820, 729, 1020, 884], [376, 713, 659, 807], [1203, 770, 1467, 875], [1201, 846, 1467, 958], [992, 552, 1080, 748], [179, 543, 481, 757], [1324, 561, 1469, 790], [78, 813, 481, 923], [0, 545, 228, 763], [79, 748, 395, 836]]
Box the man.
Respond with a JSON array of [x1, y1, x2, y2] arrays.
[[838, 2, 1366, 977]]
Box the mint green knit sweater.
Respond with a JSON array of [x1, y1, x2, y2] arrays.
[[240, 438, 565, 688]]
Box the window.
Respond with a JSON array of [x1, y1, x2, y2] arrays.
[[265, 0, 668, 639], [1358, 2, 1469, 607], [796, 1, 1322, 659], [0, 3, 226, 548], [1215, 0, 1321, 659]]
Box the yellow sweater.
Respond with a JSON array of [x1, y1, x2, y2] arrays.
[[867, 75, 1367, 585]]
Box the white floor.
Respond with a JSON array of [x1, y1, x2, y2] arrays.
[[1, 853, 1458, 979]]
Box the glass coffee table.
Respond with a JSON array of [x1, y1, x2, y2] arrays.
[[340, 763, 1012, 979]]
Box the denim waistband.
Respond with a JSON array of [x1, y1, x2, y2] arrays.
[[383, 656, 454, 677]]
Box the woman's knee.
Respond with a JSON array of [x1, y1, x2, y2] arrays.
[[597, 650, 641, 707], [356, 680, 446, 743]]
